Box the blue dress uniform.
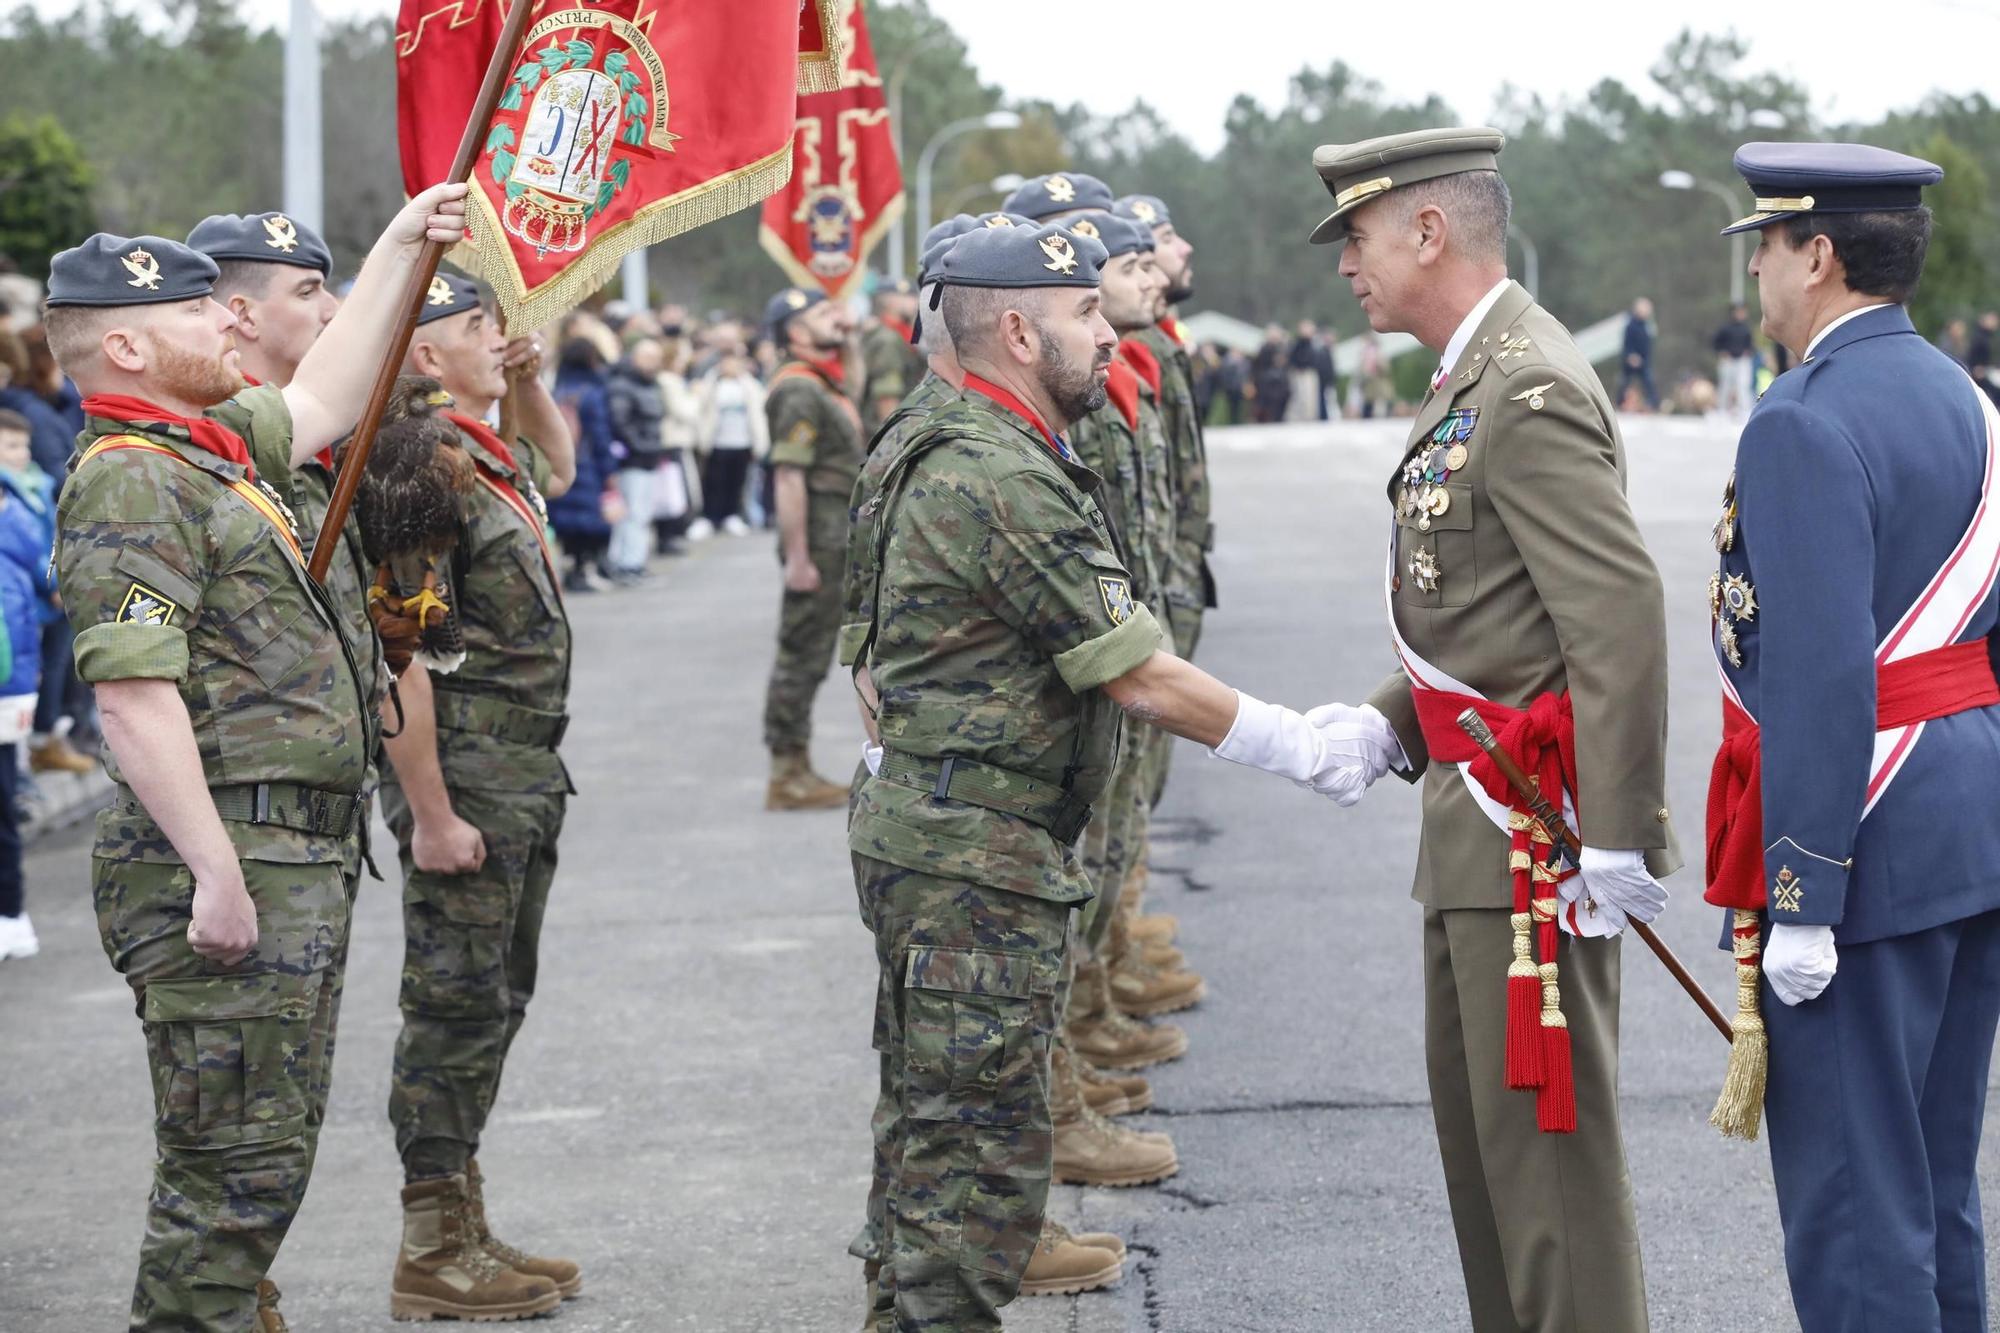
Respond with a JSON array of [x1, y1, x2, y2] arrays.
[[1711, 144, 2000, 1333]]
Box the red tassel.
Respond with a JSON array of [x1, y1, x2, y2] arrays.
[[1537, 1023, 1576, 1133], [1506, 971, 1545, 1088]]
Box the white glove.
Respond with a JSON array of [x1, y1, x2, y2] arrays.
[[1211, 692, 1392, 806], [1577, 845, 1669, 925], [1556, 868, 1630, 938], [1303, 701, 1408, 778], [1764, 923, 1838, 1006], [862, 741, 883, 776]]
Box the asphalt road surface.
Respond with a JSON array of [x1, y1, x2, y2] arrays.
[[5, 413, 1994, 1332]]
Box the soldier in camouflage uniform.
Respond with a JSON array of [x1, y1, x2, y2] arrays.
[[191, 211, 393, 1192], [41, 185, 468, 1333], [762, 286, 863, 810], [860, 277, 928, 438], [848, 220, 1387, 1331], [378, 271, 581, 1320]]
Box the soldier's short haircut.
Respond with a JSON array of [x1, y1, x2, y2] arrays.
[[1398, 169, 1511, 264], [916, 282, 952, 356], [211, 258, 280, 302], [940, 284, 1028, 359], [41, 304, 115, 376], [1777, 207, 1932, 303]]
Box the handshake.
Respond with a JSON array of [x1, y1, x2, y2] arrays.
[[1208, 693, 1403, 807]]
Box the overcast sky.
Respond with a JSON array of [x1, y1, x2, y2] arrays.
[[313, 0, 1998, 155]]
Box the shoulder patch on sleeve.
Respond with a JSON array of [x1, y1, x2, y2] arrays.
[[117, 581, 180, 626], [1097, 574, 1135, 625]]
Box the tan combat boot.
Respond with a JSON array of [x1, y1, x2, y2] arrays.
[[1110, 951, 1207, 1017], [1076, 1054, 1153, 1115], [1068, 958, 1188, 1070], [1141, 939, 1186, 971], [29, 735, 95, 774], [1047, 1216, 1128, 1262], [465, 1158, 582, 1299], [255, 1280, 289, 1333], [1130, 914, 1179, 946], [766, 750, 848, 810], [1018, 1218, 1123, 1295], [1051, 1046, 1178, 1187], [390, 1175, 562, 1323]]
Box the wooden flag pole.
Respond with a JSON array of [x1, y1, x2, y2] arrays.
[[307, 0, 534, 583]]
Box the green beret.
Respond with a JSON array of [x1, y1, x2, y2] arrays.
[[1308, 126, 1506, 244], [187, 211, 333, 277], [46, 233, 218, 308]]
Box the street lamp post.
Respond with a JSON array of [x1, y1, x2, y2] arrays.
[[1507, 222, 1539, 299], [916, 111, 1021, 258], [942, 173, 1025, 218], [1660, 169, 1749, 306]]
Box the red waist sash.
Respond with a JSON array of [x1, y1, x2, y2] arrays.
[[1704, 638, 2000, 911]]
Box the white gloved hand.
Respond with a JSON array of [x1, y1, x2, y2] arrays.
[[1304, 701, 1408, 779], [1764, 923, 1838, 1006], [862, 741, 884, 777], [1578, 845, 1669, 925], [1211, 692, 1390, 806], [1556, 867, 1630, 938]]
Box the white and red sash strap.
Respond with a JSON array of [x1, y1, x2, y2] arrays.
[[1705, 371, 2000, 918]]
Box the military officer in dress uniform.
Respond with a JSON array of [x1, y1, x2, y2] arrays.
[[1702, 142, 2000, 1333], [848, 219, 1390, 1330], [380, 270, 581, 1321], [860, 277, 928, 437], [1305, 128, 1679, 1333], [42, 183, 466, 1333]]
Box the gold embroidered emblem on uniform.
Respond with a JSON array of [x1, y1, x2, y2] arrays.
[[982, 215, 1015, 228], [1098, 575, 1134, 625], [1070, 218, 1100, 239], [1772, 866, 1803, 913], [117, 582, 179, 626], [1045, 175, 1077, 204], [263, 214, 299, 253], [1409, 546, 1441, 593], [784, 289, 809, 310], [1511, 381, 1555, 412], [1130, 199, 1157, 223], [1040, 234, 1078, 276], [122, 248, 162, 291], [784, 420, 816, 449], [426, 276, 455, 306]]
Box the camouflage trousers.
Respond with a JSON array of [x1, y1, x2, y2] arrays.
[[850, 854, 1073, 1332], [1079, 729, 1150, 948], [763, 540, 847, 753], [93, 854, 351, 1332], [380, 782, 566, 1180]]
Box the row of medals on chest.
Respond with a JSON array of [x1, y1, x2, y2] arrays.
[[1399, 416, 1473, 594], [1710, 471, 1756, 666]]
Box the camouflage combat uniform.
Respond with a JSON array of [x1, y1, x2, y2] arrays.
[[763, 359, 864, 754], [58, 388, 370, 1330], [379, 424, 572, 1181], [1069, 368, 1178, 945], [250, 433, 388, 1165], [859, 319, 928, 438], [848, 388, 1162, 1329], [838, 373, 961, 671], [1133, 322, 1213, 665]]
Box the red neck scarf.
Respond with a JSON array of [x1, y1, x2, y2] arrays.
[[881, 316, 915, 346], [1103, 360, 1140, 431], [1157, 316, 1186, 349], [963, 373, 1065, 458], [82, 393, 255, 479], [1117, 339, 1163, 397], [800, 352, 847, 387], [446, 410, 520, 475]]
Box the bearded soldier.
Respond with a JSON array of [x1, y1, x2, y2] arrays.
[[43, 182, 466, 1333], [848, 218, 1393, 1330]]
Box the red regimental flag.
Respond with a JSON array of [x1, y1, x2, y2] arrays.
[[396, 0, 802, 330], [759, 0, 904, 301]]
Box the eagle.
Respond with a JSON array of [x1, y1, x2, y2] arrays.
[[352, 376, 477, 677]]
